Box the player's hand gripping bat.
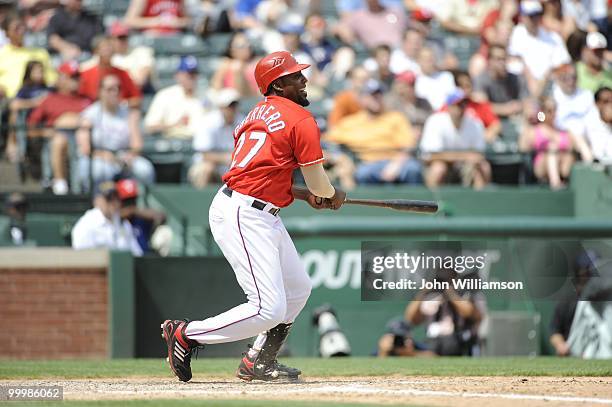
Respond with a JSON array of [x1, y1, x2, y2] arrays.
[[343, 197, 438, 213]]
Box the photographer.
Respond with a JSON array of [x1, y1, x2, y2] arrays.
[[405, 269, 487, 356], [377, 318, 436, 357]]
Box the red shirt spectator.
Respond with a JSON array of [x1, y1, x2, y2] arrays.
[[124, 0, 190, 36], [28, 61, 91, 127], [79, 36, 142, 106], [79, 65, 141, 102]]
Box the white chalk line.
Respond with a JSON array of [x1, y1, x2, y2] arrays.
[[64, 382, 612, 404]]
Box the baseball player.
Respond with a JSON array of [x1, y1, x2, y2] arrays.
[[162, 51, 346, 382]]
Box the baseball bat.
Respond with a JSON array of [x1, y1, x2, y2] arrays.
[[343, 198, 438, 213]]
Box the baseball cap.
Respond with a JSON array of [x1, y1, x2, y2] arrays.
[[116, 179, 139, 200], [586, 32, 607, 50], [395, 71, 416, 85], [361, 79, 386, 95], [278, 14, 304, 34], [58, 60, 80, 78], [412, 8, 433, 22], [520, 0, 543, 15], [445, 88, 468, 106], [177, 55, 199, 73], [214, 88, 241, 108], [95, 181, 119, 199], [109, 21, 130, 37]]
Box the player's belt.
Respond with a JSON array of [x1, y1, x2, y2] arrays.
[[222, 187, 281, 217]]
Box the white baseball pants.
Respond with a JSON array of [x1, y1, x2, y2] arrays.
[[185, 188, 312, 344]]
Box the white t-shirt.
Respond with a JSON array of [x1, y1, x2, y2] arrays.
[[389, 48, 421, 75], [72, 207, 143, 256], [111, 46, 155, 82], [552, 84, 597, 136], [82, 102, 131, 151], [144, 84, 206, 138], [192, 109, 240, 153], [584, 109, 612, 164], [420, 111, 486, 153], [508, 25, 570, 80], [415, 71, 456, 110]]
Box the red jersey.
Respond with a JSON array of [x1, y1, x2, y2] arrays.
[[222, 95, 324, 208], [79, 65, 142, 102], [142, 0, 183, 35], [28, 92, 91, 127]]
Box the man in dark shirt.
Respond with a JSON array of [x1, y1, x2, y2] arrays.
[[47, 0, 102, 60], [473, 45, 530, 119], [549, 251, 598, 356]]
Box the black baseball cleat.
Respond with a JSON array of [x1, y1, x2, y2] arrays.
[[161, 319, 200, 382], [236, 352, 301, 382]]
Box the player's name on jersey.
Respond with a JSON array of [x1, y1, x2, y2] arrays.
[[371, 278, 525, 291], [235, 103, 286, 136]]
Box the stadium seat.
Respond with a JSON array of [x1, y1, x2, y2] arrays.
[[204, 33, 233, 56], [104, 0, 131, 16]]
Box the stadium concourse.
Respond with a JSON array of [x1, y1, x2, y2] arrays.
[[0, 1, 611, 405]]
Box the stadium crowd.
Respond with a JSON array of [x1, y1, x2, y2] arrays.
[[0, 0, 610, 194]]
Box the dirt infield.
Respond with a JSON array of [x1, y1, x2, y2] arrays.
[[2, 376, 611, 406]]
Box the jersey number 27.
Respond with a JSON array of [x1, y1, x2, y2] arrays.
[[231, 131, 267, 168]]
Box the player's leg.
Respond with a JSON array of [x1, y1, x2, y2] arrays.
[[237, 223, 311, 381], [162, 191, 286, 382], [185, 194, 287, 343]]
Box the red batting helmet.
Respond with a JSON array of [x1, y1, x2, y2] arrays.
[[254, 51, 310, 95]]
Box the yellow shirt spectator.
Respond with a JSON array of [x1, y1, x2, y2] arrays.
[[0, 44, 57, 98], [325, 110, 416, 162]]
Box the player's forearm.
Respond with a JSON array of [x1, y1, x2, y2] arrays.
[[300, 163, 335, 198]]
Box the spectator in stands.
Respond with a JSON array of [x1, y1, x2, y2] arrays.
[[577, 32, 611, 94], [108, 21, 155, 93], [47, 0, 102, 60], [453, 70, 501, 142], [584, 87, 612, 165], [552, 63, 598, 137], [406, 269, 486, 356], [437, 0, 499, 36], [384, 70, 431, 138], [519, 95, 593, 189], [325, 79, 422, 185], [79, 36, 143, 108], [508, 0, 570, 96], [414, 47, 456, 110], [210, 31, 259, 96], [473, 45, 530, 120], [302, 13, 337, 73], [0, 1, 14, 48], [420, 89, 491, 189], [124, 0, 190, 36], [0, 13, 56, 99], [327, 65, 369, 128], [188, 88, 241, 188], [389, 26, 423, 75], [144, 55, 206, 139], [4, 192, 28, 246], [76, 74, 155, 190], [190, 0, 233, 37], [27, 60, 91, 195], [116, 178, 172, 256], [469, 0, 516, 77], [364, 44, 394, 89], [232, 0, 263, 30], [71, 181, 143, 256], [336, 0, 407, 50], [550, 250, 598, 356], [559, 0, 607, 35], [6, 60, 50, 162]]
